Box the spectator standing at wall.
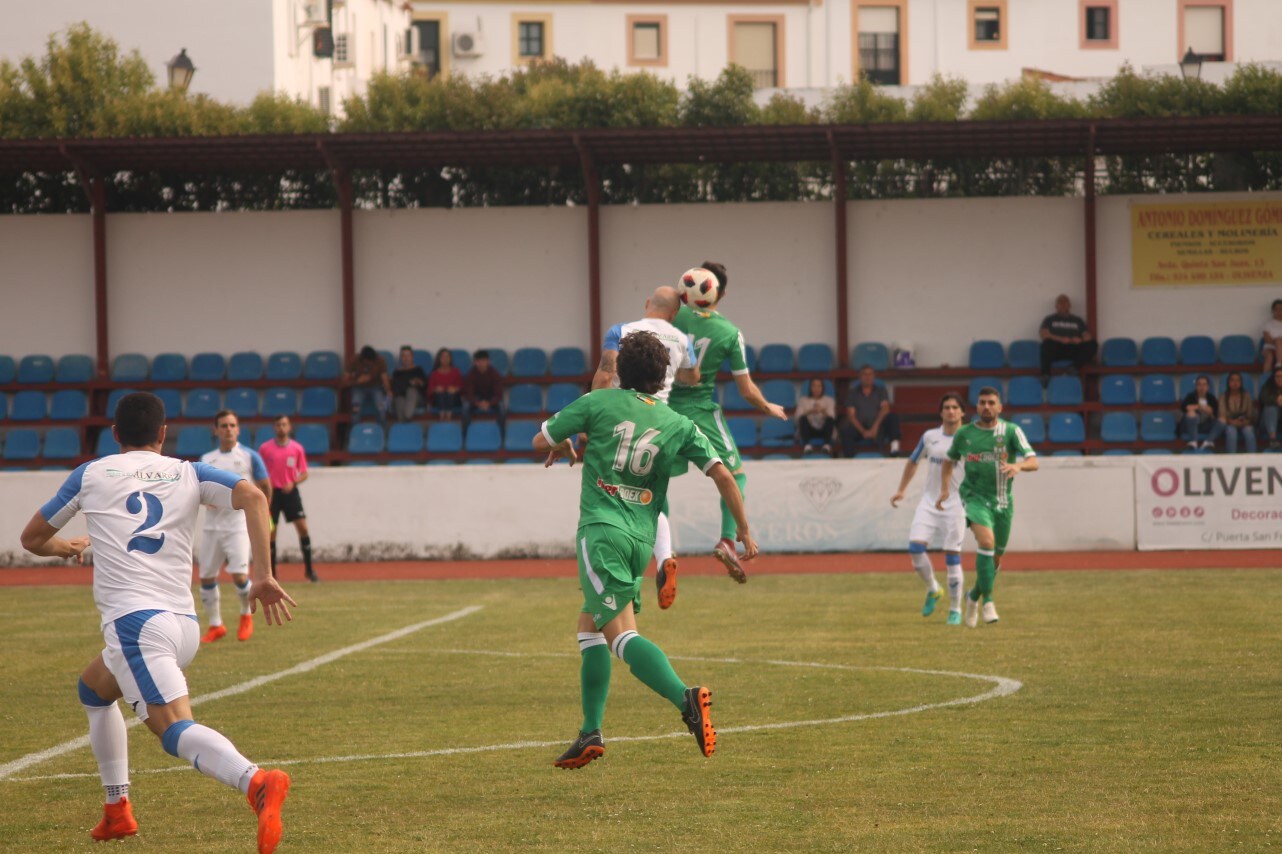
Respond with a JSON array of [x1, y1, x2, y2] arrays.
[[390, 346, 428, 422], [427, 347, 463, 419], [1180, 374, 1224, 451], [1220, 371, 1258, 453], [839, 366, 901, 457], [1038, 294, 1098, 381], [796, 378, 836, 455], [462, 349, 506, 436], [1260, 299, 1282, 374], [1258, 366, 1282, 448], [344, 345, 391, 425]]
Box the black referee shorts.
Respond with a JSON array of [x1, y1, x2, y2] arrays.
[[270, 488, 306, 524]]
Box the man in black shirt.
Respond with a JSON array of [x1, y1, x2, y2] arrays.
[[1039, 294, 1098, 380]]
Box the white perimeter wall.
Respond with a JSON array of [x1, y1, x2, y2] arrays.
[[1, 191, 1278, 362]]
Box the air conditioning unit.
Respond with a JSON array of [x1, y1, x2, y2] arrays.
[[303, 1, 329, 25], [452, 31, 484, 58]]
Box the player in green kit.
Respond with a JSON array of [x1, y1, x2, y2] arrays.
[[937, 386, 1038, 627], [669, 261, 787, 585], [535, 331, 758, 769]]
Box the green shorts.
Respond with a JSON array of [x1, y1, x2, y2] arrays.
[[576, 523, 651, 629], [669, 404, 740, 477], [962, 496, 1014, 553]]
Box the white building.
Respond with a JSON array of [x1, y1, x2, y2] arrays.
[[409, 0, 1282, 89], [0, 0, 413, 115]]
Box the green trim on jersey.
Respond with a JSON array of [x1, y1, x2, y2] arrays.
[[946, 418, 1036, 512], [544, 388, 721, 544], [669, 304, 749, 411]]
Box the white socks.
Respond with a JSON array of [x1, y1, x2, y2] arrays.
[[235, 578, 252, 616], [169, 722, 258, 793], [910, 551, 939, 592], [946, 561, 964, 612], [84, 702, 129, 797], [653, 513, 674, 564], [199, 583, 222, 627]]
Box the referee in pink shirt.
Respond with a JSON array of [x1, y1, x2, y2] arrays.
[[258, 415, 318, 582]]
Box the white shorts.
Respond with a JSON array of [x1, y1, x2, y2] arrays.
[[908, 504, 967, 553], [102, 610, 199, 721], [198, 528, 251, 580]]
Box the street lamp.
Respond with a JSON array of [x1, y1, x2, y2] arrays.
[[167, 48, 196, 92], [1179, 47, 1203, 81]]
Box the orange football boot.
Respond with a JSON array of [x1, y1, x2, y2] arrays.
[[90, 798, 138, 842], [246, 769, 291, 854]]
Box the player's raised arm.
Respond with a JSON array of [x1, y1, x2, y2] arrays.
[[706, 462, 757, 560], [591, 348, 618, 391], [733, 373, 787, 420]]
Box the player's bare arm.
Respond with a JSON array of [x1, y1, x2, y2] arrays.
[[708, 462, 758, 559], [232, 481, 297, 624], [675, 365, 700, 386], [734, 373, 787, 420], [936, 459, 956, 510], [533, 432, 579, 467], [1000, 456, 1039, 477], [892, 460, 919, 507], [255, 477, 272, 503], [19, 513, 90, 561], [591, 349, 618, 391]]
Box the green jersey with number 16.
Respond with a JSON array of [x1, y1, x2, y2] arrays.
[[669, 305, 750, 412], [543, 388, 721, 543]]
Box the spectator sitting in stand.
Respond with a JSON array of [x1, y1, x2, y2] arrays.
[[839, 366, 901, 458], [390, 345, 428, 422], [462, 349, 506, 437], [1180, 374, 1224, 452], [345, 345, 391, 425], [1038, 294, 1098, 382], [1261, 299, 1282, 374], [1219, 371, 1257, 454], [796, 377, 836, 455], [427, 347, 464, 419], [1257, 366, 1282, 449]]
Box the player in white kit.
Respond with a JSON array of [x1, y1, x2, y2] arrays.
[[19, 393, 297, 853], [890, 393, 968, 625], [592, 285, 700, 609], [199, 410, 273, 643]]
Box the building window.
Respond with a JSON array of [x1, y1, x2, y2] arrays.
[[1086, 7, 1110, 39], [627, 16, 667, 67], [511, 14, 553, 64], [411, 18, 443, 78], [729, 18, 784, 89], [857, 6, 901, 85], [318, 87, 332, 116], [334, 33, 350, 64], [974, 8, 1000, 42], [518, 22, 544, 57], [1182, 3, 1229, 62], [968, 0, 1008, 50], [1080, 1, 1118, 49]]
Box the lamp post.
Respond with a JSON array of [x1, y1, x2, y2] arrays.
[[1179, 47, 1203, 81], [167, 48, 196, 92]]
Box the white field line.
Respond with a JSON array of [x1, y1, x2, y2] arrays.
[[0, 606, 483, 782], [7, 646, 1021, 782]]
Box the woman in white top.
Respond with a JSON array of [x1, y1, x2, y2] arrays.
[[796, 377, 837, 454]]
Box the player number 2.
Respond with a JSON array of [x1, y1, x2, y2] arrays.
[[611, 421, 662, 476], [124, 491, 166, 554]]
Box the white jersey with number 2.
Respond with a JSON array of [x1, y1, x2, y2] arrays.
[[602, 317, 697, 403]]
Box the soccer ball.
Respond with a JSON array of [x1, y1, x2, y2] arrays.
[[678, 267, 719, 310]]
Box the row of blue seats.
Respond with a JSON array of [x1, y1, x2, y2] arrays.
[[1008, 412, 1178, 445], [966, 335, 1257, 371], [0, 428, 82, 462], [967, 373, 1260, 410]]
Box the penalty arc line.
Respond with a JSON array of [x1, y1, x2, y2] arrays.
[[0, 605, 484, 782], [7, 648, 1022, 782]]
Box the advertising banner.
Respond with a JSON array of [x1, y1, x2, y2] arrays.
[[1135, 455, 1282, 550], [1131, 200, 1282, 287]]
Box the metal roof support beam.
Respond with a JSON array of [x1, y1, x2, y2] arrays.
[[320, 142, 356, 360], [575, 136, 603, 368], [829, 131, 850, 370], [61, 145, 109, 378], [1084, 125, 1098, 338]]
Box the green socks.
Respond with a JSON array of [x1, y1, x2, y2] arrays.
[[719, 472, 747, 540], [578, 635, 611, 733], [615, 631, 687, 710], [970, 549, 997, 604]]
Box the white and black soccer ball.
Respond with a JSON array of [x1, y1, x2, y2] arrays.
[[678, 267, 719, 310]]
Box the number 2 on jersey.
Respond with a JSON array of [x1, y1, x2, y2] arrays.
[[611, 421, 662, 476], [125, 491, 166, 554]]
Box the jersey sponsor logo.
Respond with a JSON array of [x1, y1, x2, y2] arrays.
[[105, 468, 181, 483], [965, 451, 1007, 463], [596, 477, 654, 506]]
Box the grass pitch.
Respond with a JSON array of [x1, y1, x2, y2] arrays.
[[0, 567, 1278, 852]]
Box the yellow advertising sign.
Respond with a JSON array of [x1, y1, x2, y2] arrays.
[[1131, 200, 1282, 287]]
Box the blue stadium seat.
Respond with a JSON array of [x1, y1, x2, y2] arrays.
[[0, 356, 14, 384], [266, 352, 303, 381], [504, 421, 540, 452], [184, 388, 220, 419], [760, 379, 796, 409], [1179, 335, 1216, 366], [261, 388, 297, 418], [760, 419, 796, 448], [299, 387, 338, 417], [761, 453, 793, 461], [159, 387, 186, 420], [346, 460, 378, 468], [150, 353, 187, 382], [1141, 448, 1174, 455], [1099, 375, 1137, 406], [464, 458, 496, 465], [110, 353, 149, 383], [1006, 376, 1044, 408], [477, 348, 509, 375], [465, 422, 502, 453], [56, 355, 94, 384], [450, 348, 472, 375], [190, 352, 227, 382], [225, 388, 259, 418], [17, 355, 55, 384], [426, 422, 463, 453], [726, 417, 758, 449], [347, 423, 385, 455], [412, 348, 433, 372], [1140, 411, 1177, 442], [756, 344, 795, 373], [1011, 413, 1046, 444], [550, 347, 587, 377], [43, 427, 81, 460], [3, 429, 39, 461], [797, 343, 834, 373], [968, 378, 1002, 405], [546, 383, 582, 412], [1178, 373, 1204, 399], [227, 352, 264, 381], [968, 340, 1005, 370], [507, 384, 543, 415], [0, 393, 6, 420], [1100, 338, 1139, 367], [50, 390, 87, 421], [175, 426, 214, 458], [1218, 334, 1257, 366], [10, 391, 46, 421], [1139, 375, 1178, 405], [1100, 449, 1133, 456], [1100, 412, 1138, 443], [1007, 340, 1041, 370], [387, 423, 424, 454], [96, 430, 120, 456], [303, 351, 341, 380], [1048, 413, 1085, 444], [253, 425, 275, 448], [721, 383, 752, 412], [105, 389, 136, 419], [1140, 336, 1178, 367], [511, 347, 549, 378], [294, 423, 330, 456], [851, 342, 890, 371], [1047, 376, 1083, 406]]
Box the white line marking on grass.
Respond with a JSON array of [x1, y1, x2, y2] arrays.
[[0, 606, 483, 782], [8, 647, 1021, 782]]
